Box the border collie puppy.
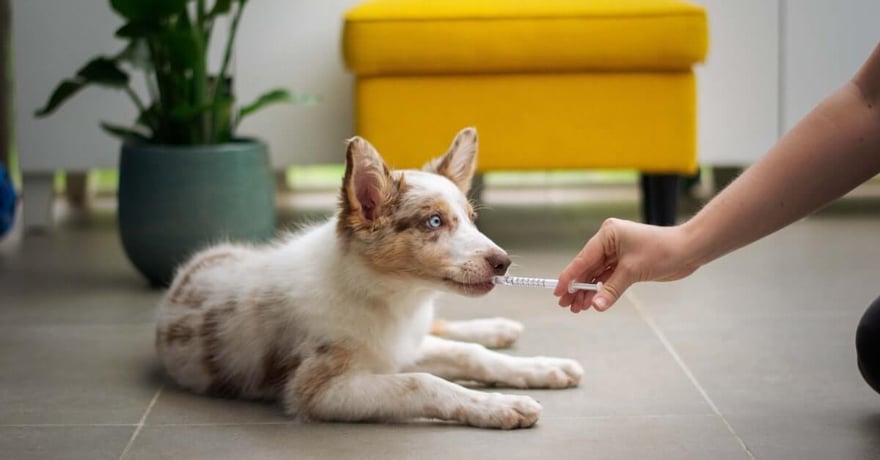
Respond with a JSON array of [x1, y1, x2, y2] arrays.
[[156, 128, 583, 429]]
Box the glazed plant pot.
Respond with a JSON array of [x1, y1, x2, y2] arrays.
[[118, 139, 276, 287]]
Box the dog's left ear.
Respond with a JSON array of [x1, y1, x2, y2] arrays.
[[423, 127, 478, 195], [342, 136, 394, 223]]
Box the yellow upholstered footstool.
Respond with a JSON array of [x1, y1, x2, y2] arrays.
[[342, 0, 708, 225]]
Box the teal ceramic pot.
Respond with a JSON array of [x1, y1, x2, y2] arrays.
[[118, 139, 276, 287]]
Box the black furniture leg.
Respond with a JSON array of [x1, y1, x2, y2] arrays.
[[640, 173, 680, 226]]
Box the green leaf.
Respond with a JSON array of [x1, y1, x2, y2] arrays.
[[34, 80, 86, 117], [237, 89, 316, 120], [110, 0, 188, 22], [135, 103, 160, 131], [77, 57, 129, 87], [34, 57, 134, 118], [115, 39, 152, 71], [115, 21, 160, 38], [100, 121, 151, 142], [209, 0, 234, 17]]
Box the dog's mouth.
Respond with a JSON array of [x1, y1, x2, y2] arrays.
[[442, 277, 496, 296]]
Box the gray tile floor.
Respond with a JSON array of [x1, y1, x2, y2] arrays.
[[2, 185, 880, 459]]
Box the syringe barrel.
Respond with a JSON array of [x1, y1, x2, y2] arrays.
[[496, 275, 558, 289]]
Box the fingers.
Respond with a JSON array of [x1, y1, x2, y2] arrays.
[[554, 258, 586, 298], [590, 269, 632, 311], [556, 273, 593, 310], [555, 218, 689, 314], [566, 267, 602, 312], [555, 218, 639, 313], [554, 233, 607, 298], [570, 290, 595, 314], [558, 259, 634, 313], [566, 269, 608, 313]]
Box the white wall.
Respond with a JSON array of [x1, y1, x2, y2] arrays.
[[691, 0, 780, 166], [13, 0, 361, 173], [13, 0, 137, 172], [15, 1, 880, 172], [233, 0, 363, 167], [693, 0, 879, 166], [11, 0, 880, 227], [782, 0, 880, 132]]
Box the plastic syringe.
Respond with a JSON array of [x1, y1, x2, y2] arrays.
[[492, 275, 602, 294]]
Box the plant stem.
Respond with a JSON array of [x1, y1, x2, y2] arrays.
[[187, 3, 210, 144], [211, 1, 245, 140], [197, 0, 212, 56], [214, 3, 243, 99], [148, 34, 175, 143], [145, 68, 160, 110], [196, 0, 206, 27], [124, 86, 146, 115]]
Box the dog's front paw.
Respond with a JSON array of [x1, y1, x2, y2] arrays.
[[461, 393, 541, 429], [443, 317, 524, 349], [497, 357, 584, 389]]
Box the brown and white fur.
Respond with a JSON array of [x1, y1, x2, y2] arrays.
[[155, 128, 583, 429]]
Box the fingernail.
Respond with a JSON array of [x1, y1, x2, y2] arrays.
[[593, 296, 608, 310]]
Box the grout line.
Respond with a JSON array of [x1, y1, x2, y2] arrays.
[[118, 384, 163, 460], [0, 414, 723, 429], [628, 292, 756, 460], [141, 422, 298, 427], [0, 423, 138, 428], [121, 415, 724, 428]]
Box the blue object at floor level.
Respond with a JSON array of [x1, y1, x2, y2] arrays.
[[0, 164, 16, 237]]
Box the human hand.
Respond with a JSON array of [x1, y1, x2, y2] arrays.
[[554, 218, 699, 313]]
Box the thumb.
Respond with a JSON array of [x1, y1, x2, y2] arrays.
[[592, 270, 634, 311], [554, 235, 605, 297]]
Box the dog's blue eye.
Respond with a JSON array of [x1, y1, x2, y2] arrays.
[[426, 214, 442, 229]]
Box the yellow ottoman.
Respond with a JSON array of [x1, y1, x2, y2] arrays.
[[342, 0, 709, 225]]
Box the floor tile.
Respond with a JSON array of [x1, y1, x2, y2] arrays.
[[2, 188, 879, 459], [631, 216, 880, 322], [126, 416, 750, 460], [438, 295, 714, 418], [0, 210, 160, 326], [0, 324, 161, 425], [0, 426, 133, 460], [728, 412, 880, 460], [628, 216, 880, 417], [146, 385, 286, 426]]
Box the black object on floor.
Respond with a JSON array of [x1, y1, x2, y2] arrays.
[[640, 173, 680, 226], [856, 295, 880, 395]]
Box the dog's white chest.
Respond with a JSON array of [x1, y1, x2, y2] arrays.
[[390, 302, 435, 368]]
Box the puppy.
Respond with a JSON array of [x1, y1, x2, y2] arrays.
[[155, 128, 583, 429]]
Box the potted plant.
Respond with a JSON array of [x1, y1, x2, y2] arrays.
[[35, 0, 304, 286]]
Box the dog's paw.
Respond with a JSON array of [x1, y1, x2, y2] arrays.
[[442, 318, 524, 349], [495, 357, 584, 389], [461, 393, 541, 429]]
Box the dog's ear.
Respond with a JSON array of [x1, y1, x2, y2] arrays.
[[422, 127, 478, 194], [342, 136, 394, 223]]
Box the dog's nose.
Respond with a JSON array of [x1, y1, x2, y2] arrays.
[[485, 251, 512, 276]]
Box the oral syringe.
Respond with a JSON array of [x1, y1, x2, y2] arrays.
[[492, 275, 602, 294]]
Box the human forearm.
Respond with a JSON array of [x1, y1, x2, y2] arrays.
[[683, 47, 880, 266], [555, 44, 880, 313]]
